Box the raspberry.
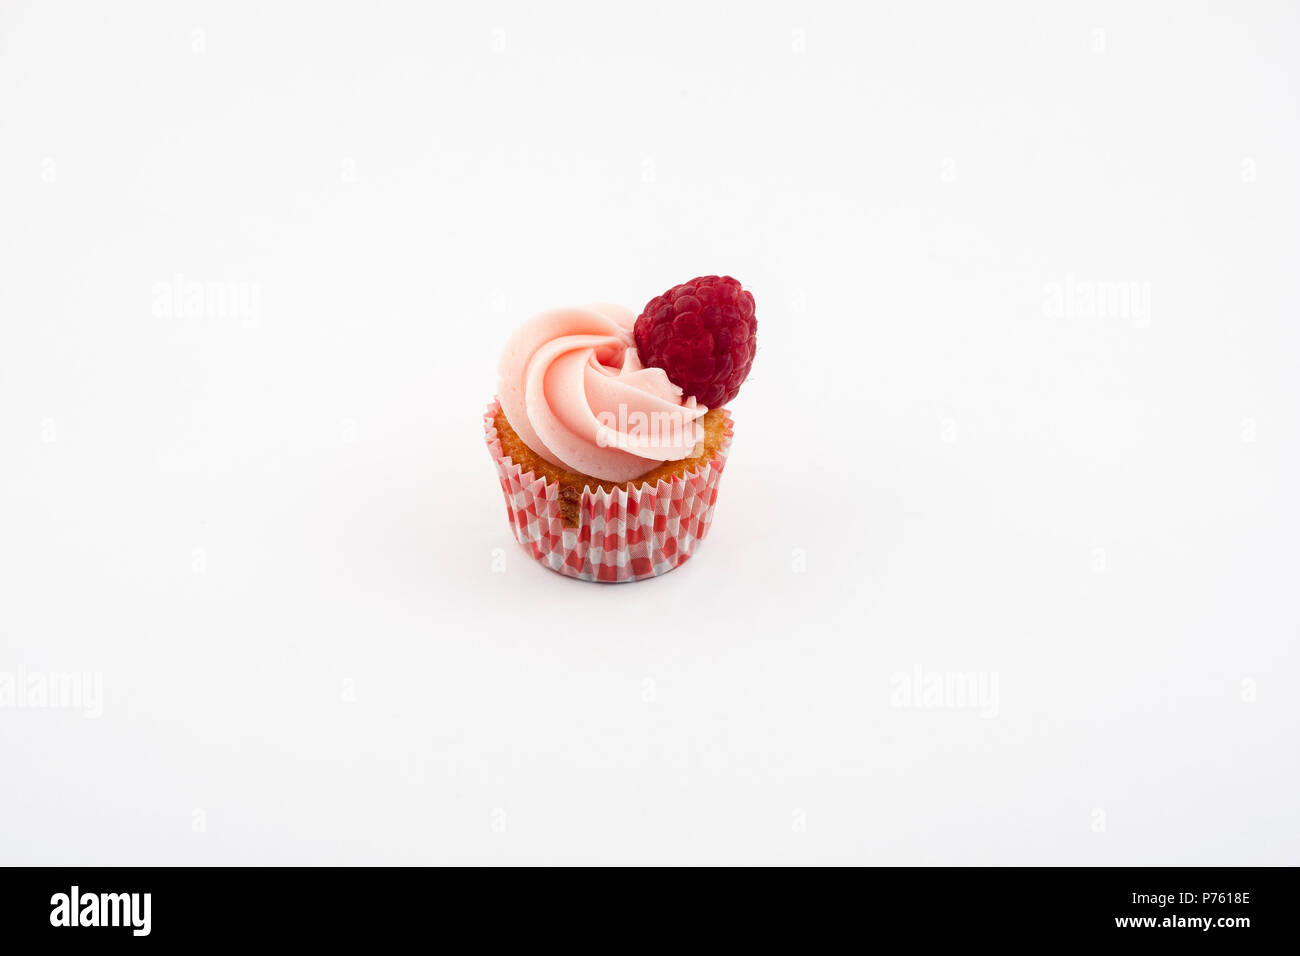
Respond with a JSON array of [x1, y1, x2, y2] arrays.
[[633, 276, 757, 407]]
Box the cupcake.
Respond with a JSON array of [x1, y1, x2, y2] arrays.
[[484, 275, 757, 582]]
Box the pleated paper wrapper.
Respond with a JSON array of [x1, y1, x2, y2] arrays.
[[484, 400, 732, 582]]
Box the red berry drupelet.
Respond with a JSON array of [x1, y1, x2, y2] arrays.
[[633, 275, 757, 408]]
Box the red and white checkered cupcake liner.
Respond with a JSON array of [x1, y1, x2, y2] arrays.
[[484, 400, 732, 582]]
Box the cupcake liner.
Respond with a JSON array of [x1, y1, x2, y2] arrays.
[[484, 400, 732, 582]]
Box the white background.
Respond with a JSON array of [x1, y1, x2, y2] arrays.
[[2, 0, 1297, 865]]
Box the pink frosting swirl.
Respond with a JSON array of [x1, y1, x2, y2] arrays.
[[497, 304, 706, 483]]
